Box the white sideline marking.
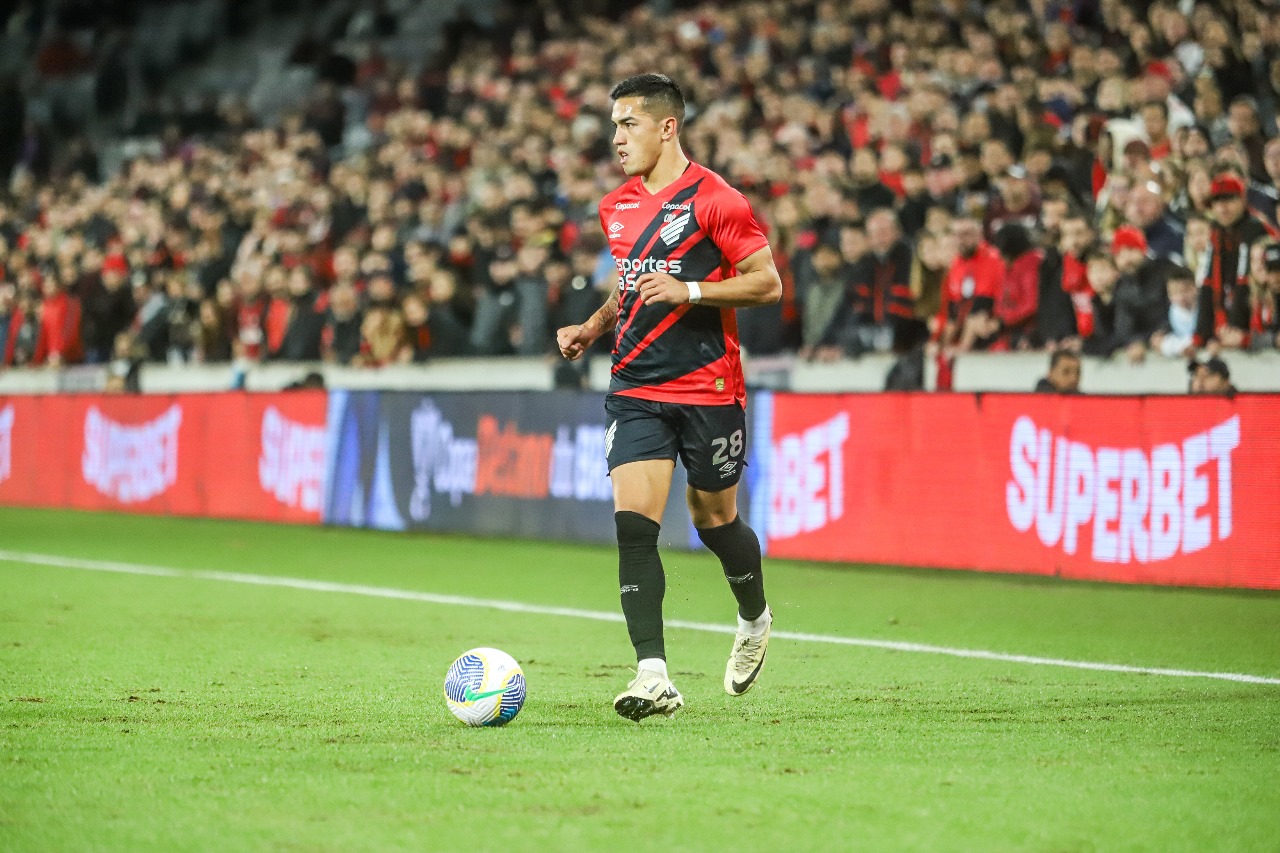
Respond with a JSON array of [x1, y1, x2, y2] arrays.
[[2, 548, 1278, 686]]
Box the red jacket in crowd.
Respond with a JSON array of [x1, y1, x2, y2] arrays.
[[937, 242, 1005, 335], [33, 291, 84, 365]]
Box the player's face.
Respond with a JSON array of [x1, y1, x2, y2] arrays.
[[611, 97, 668, 177]]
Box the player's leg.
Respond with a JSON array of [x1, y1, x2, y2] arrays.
[[679, 405, 772, 696], [604, 395, 683, 720], [611, 457, 675, 668]]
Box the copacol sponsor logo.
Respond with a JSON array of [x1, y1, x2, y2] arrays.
[[82, 405, 182, 503], [1006, 415, 1241, 563], [0, 403, 13, 485], [259, 406, 325, 512], [770, 412, 850, 539]]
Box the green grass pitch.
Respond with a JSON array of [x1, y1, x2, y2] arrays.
[[2, 507, 1278, 851]]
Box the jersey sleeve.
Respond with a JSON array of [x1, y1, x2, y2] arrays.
[[698, 187, 769, 266]]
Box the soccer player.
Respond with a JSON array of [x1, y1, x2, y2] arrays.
[[556, 74, 782, 722]]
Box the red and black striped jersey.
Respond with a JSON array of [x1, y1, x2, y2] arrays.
[[600, 162, 768, 407]]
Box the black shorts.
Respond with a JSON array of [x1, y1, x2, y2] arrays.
[[604, 394, 747, 492]]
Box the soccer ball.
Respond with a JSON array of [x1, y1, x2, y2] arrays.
[[443, 648, 527, 726]]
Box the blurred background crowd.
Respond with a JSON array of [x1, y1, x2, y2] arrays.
[[1, 0, 1279, 390]]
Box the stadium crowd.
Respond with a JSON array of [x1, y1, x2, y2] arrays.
[[2, 0, 1280, 389]]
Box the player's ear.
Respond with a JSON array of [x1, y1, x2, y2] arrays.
[[661, 116, 678, 141]]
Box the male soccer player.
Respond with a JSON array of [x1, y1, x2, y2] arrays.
[[556, 74, 782, 722]]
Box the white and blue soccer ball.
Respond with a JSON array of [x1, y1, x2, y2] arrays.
[[443, 647, 527, 726]]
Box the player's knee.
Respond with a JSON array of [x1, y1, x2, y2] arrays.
[[687, 490, 737, 529], [615, 510, 660, 547]]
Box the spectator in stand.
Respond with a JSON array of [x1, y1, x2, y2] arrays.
[[321, 283, 362, 365], [1227, 97, 1268, 183], [232, 268, 270, 362], [935, 215, 1004, 355], [423, 270, 472, 357], [1109, 225, 1172, 361], [990, 223, 1043, 351], [1151, 267, 1200, 359], [986, 166, 1041, 240], [849, 148, 897, 218], [132, 272, 170, 362], [1256, 138, 1280, 227], [5, 291, 39, 367], [1189, 356, 1235, 396], [162, 274, 198, 365], [33, 274, 83, 367], [402, 294, 432, 362], [105, 331, 142, 393], [276, 267, 324, 361], [512, 243, 552, 357], [1139, 100, 1173, 161], [1183, 214, 1214, 284], [1126, 178, 1185, 261], [0, 285, 13, 362], [469, 246, 521, 356], [80, 253, 135, 364], [1039, 211, 1096, 347], [358, 283, 410, 367], [908, 229, 948, 342], [1251, 244, 1280, 351], [194, 299, 231, 363], [798, 241, 849, 363], [1081, 251, 1120, 357], [555, 237, 611, 349], [1199, 172, 1274, 350], [830, 209, 915, 356], [1035, 350, 1082, 394]]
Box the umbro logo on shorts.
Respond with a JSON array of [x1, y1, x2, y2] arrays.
[[605, 420, 617, 457], [719, 461, 737, 476]]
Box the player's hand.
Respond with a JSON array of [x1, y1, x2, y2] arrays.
[[556, 324, 593, 361], [636, 273, 694, 305]]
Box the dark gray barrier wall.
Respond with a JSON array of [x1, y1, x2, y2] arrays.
[[322, 390, 712, 549]]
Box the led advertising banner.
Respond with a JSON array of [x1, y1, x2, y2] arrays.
[[756, 392, 1280, 589], [0, 391, 326, 523], [321, 390, 698, 547]]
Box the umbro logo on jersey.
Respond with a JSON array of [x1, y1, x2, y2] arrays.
[[660, 211, 691, 246], [609, 221, 624, 239]]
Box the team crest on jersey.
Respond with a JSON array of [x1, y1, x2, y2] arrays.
[[715, 378, 725, 392], [660, 210, 693, 246]]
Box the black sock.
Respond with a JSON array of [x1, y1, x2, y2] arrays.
[[615, 511, 665, 661], [696, 515, 766, 621]]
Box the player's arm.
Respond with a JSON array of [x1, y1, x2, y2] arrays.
[[635, 245, 782, 308], [556, 289, 619, 361]]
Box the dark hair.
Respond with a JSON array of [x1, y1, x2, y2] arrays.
[[1166, 265, 1195, 284], [993, 223, 1034, 260], [609, 74, 686, 124], [1050, 349, 1081, 369]]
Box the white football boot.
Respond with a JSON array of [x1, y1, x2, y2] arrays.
[[724, 607, 772, 696], [613, 668, 684, 721]]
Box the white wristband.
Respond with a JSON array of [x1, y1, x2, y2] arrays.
[[686, 281, 702, 304]]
